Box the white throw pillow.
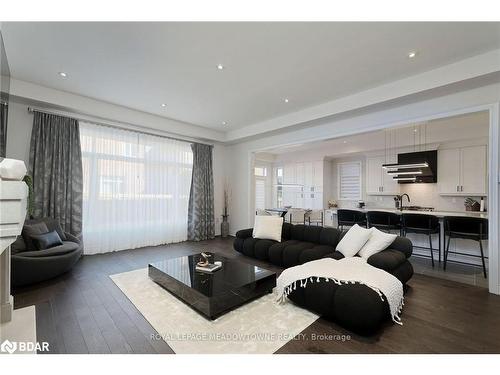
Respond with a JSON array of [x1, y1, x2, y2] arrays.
[[358, 228, 397, 259], [335, 224, 373, 257], [252, 216, 283, 242]]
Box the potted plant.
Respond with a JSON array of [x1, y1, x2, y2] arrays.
[[464, 197, 480, 212], [23, 174, 35, 218]]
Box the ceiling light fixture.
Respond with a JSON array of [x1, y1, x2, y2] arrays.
[[161, 103, 167, 108], [386, 170, 423, 175], [58, 72, 67, 78], [217, 64, 224, 70], [284, 98, 289, 103], [393, 176, 417, 182], [382, 162, 429, 170], [221, 121, 227, 126], [408, 51, 417, 59]]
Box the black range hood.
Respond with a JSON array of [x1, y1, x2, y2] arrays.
[[383, 150, 437, 184]]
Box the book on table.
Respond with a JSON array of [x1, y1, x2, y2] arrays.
[[195, 262, 222, 273]]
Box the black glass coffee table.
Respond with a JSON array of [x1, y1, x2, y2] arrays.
[[148, 253, 276, 320]]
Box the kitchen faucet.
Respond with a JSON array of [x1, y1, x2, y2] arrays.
[[395, 194, 411, 210], [400, 194, 410, 210]]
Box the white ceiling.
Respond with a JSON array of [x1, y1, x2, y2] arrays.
[[2, 22, 500, 131]]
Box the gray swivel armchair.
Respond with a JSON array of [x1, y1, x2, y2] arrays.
[[11, 217, 83, 287]]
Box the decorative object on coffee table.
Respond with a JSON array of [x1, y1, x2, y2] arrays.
[[196, 252, 222, 272], [197, 252, 212, 266]]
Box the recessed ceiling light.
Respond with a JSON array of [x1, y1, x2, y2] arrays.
[[284, 98, 289, 103], [58, 72, 67, 78], [343, 141, 347, 144], [217, 64, 224, 70], [221, 121, 227, 126], [408, 51, 417, 59], [161, 103, 167, 108]]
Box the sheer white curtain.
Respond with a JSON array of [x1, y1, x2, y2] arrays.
[[80, 122, 193, 254]]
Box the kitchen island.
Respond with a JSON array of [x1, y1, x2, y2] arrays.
[[324, 207, 488, 269], [325, 207, 488, 219]]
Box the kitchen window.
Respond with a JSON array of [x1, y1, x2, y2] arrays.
[[254, 166, 267, 177], [338, 161, 362, 200]]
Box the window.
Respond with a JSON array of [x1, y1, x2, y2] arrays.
[[255, 179, 266, 210], [276, 167, 283, 183], [80, 122, 193, 254], [254, 166, 267, 177], [254, 165, 268, 210], [338, 161, 362, 200], [275, 167, 284, 207], [99, 176, 125, 197]]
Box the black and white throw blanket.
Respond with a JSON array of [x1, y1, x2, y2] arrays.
[[276, 257, 405, 325]]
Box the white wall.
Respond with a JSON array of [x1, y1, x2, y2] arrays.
[[5, 100, 31, 163]]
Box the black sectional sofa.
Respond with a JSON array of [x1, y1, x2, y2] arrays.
[[234, 223, 413, 333]]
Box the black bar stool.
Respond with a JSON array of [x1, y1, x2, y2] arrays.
[[402, 213, 440, 267], [444, 216, 488, 278], [337, 209, 367, 231], [366, 211, 401, 234]]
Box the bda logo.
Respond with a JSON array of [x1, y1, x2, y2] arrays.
[[0, 340, 17, 354]]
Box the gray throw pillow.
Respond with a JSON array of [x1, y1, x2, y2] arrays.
[[22, 222, 50, 251], [44, 219, 67, 241], [31, 230, 63, 250]]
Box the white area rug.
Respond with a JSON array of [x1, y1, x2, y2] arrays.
[[110, 268, 319, 354]]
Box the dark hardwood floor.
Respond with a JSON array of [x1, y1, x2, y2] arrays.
[[12, 237, 500, 354]]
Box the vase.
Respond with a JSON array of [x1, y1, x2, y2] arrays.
[[221, 216, 229, 238]]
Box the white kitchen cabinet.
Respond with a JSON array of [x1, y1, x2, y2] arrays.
[[304, 162, 313, 189], [460, 146, 487, 195], [382, 162, 400, 195], [276, 160, 325, 209], [295, 163, 305, 186], [283, 164, 296, 185], [437, 148, 460, 195], [438, 145, 487, 196], [313, 161, 324, 190], [366, 156, 400, 195], [366, 157, 383, 195]]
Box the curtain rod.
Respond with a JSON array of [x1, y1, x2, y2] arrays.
[[27, 106, 214, 147]]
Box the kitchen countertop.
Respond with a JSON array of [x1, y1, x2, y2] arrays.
[[325, 207, 488, 219]]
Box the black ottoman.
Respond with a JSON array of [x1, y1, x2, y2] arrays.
[[287, 280, 390, 334]]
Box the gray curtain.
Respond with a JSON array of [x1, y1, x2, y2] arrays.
[[188, 143, 215, 241], [29, 112, 83, 237], [0, 102, 7, 157]]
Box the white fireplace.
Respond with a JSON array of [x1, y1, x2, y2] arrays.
[[0, 158, 36, 352]]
